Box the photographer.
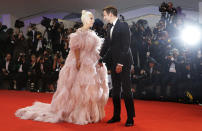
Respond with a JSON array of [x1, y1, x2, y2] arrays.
[[93, 18, 106, 38], [156, 31, 172, 65], [62, 29, 71, 58], [14, 53, 28, 90], [36, 54, 52, 92], [195, 50, 202, 103], [51, 52, 64, 91], [159, 2, 177, 26], [0, 22, 8, 59], [27, 23, 38, 44], [135, 57, 160, 99], [35, 33, 47, 56], [160, 48, 180, 101], [135, 20, 152, 69], [50, 19, 64, 53], [153, 20, 166, 41], [13, 32, 29, 61], [131, 65, 147, 98], [0, 53, 15, 90], [40, 17, 63, 53], [27, 54, 38, 92], [5, 28, 16, 56]]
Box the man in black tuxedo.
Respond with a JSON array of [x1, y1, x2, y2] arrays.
[[0, 53, 15, 89], [99, 6, 135, 127], [14, 53, 28, 90]]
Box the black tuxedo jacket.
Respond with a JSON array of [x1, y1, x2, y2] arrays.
[[15, 61, 28, 73], [100, 19, 133, 70], [1, 60, 15, 74]]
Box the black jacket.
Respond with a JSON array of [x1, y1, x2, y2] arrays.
[[100, 19, 133, 70], [1, 60, 15, 74]]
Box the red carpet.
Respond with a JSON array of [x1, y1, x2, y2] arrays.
[[0, 90, 202, 131]]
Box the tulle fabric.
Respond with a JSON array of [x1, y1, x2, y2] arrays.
[[15, 29, 109, 125]]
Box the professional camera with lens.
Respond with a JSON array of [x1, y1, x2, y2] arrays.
[[168, 7, 177, 15], [41, 17, 51, 28], [19, 53, 25, 58], [159, 2, 169, 13], [159, 2, 178, 26], [15, 20, 24, 28], [0, 25, 7, 31], [30, 23, 37, 30], [18, 53, 25, 64], [52, 18, 60, 30]]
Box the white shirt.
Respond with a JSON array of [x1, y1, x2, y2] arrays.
[[6, 61, 10, 73], [32, 30, 35, 42], [40, 64, 44, 71], [150, 67, 153, 74], [18, 64, 23, 72], [110, 18, 118, 39], [169, 63, 176, 73], [36, 40, 42, 51]]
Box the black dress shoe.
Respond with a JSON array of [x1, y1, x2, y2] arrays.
[[125, 119, 134, 127], [107, 117, 121, 123]]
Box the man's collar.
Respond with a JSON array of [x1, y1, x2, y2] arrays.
[[112, 18, 118, 26]]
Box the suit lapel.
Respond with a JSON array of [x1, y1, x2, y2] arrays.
[[111, 19, 120, 41]]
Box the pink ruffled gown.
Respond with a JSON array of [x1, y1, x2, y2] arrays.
[[15, 29, 109, 125]]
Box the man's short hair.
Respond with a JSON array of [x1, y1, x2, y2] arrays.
[[103, 6, 118, 16]]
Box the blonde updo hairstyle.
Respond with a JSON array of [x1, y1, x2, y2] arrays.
[[81, 10, 93, 25]]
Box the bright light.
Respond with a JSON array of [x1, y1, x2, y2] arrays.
[[180, 25, 201, 46]]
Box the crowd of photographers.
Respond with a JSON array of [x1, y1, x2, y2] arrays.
[[129, 2, 202, 103], [0, 18, 78, 92], [0, 2, 202, 103]]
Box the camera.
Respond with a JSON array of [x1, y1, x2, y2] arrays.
[[30, 23, 37, 30], [15, 20, 24, 28], [168, 7, 177, 15], [52, 18, 60, 30], [0, 25, 7, 31], [40, 57, 44, 61], [41, 17, 51, 28], [159, 2, 169, 13], [18, 53, 25, 63], [19, 53, 25, 59]]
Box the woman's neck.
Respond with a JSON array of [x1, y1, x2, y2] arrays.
[[81, 25, 90, 31]]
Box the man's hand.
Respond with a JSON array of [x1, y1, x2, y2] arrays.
[[28, 72, 31, 76], [116, 64, 123, 74], [2, 69, 8, 75]]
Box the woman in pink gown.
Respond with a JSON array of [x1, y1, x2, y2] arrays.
[[15, 10, 109, 125]]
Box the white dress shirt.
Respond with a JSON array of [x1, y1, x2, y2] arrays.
[[36, 40, 42, 51], [110, 18, 118, 39], [6, 61, 10, 73], [18, 64, 23, 72], [32, 30, 35, 42]]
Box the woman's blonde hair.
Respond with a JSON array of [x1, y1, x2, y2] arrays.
[[81, 10, 93, 24]]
